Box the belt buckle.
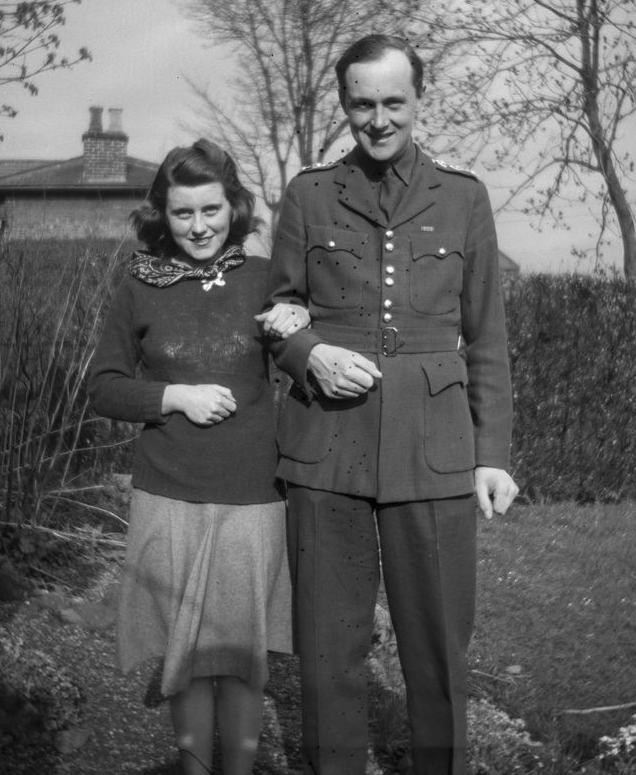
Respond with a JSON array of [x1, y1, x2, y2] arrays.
[[381, 326, 399, 356]]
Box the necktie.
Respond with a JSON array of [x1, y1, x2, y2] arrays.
[[379, 166, 402, 221]]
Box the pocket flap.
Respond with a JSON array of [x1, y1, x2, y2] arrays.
[[410, 233, 464, 261], [307, 225, 367, 258], [421, 353, 468, 395]]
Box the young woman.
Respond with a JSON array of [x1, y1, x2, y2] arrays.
[[89, 139, 308, 775]]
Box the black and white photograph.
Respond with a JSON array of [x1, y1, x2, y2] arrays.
[[1, 2, 635, 774]]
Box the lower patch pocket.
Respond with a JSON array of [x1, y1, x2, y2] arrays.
[[277, 386, 336, 463], [420, 354, 475, 473]]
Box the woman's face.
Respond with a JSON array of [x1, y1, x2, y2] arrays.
[[165, 182, 232, 263]]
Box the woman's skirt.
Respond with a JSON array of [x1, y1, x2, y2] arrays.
[[116, 488, 293, 697]]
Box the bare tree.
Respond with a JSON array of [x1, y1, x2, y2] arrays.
[[182, 0, 399, 231], [0, 0, 91, 140], [389, 0, 636, 276]]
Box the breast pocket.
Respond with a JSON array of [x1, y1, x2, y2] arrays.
[[409, 233, 464, 315], [307, 225, 368, 309], [421, 353, 475, 473]]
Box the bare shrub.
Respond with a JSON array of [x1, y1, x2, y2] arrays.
[[0, 239, 134, 531]]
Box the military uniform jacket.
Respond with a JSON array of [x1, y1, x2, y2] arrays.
[[265, 144, 512, 503]]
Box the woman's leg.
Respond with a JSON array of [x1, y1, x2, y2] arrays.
[[215, 675, 263, 775], [170, 676, 216, 775]]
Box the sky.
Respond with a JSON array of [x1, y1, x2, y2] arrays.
[[0, 0, 630, 274], [1, 0, 218, 161]]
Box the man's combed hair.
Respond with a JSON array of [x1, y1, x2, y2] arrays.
[[335, 34, 425, 103], [131, 139, 257, 256]]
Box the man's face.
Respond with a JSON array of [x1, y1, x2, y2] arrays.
[[342, 49, 419, 165]]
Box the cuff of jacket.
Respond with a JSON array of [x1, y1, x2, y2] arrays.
[[270, 328, 326, 399], [474, 439, 512, 473]]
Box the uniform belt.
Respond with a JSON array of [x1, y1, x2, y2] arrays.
[[311, 322, 460, 356]]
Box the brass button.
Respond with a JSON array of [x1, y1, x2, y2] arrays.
[[385, 265, 395, 274], [384, 277, 395, 287], [385, 230, 394, 239], [383, 299, 393, 309], [382, 312, 393, 323], [385, 242, 395, 252], [328, 240, 336, 248]]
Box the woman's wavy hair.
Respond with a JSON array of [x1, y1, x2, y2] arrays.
[[131, 139, 257, 255]]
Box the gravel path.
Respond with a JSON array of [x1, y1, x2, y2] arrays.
[[1, 558, 304, 775], [1, 556, 400, 775]]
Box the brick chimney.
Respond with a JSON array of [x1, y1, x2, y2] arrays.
[[82, 105, 128, 183]]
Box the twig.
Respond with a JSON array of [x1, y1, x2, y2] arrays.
[[0, 521, 126, 548], [43, 485, 107, 495], [27, 564, 68, 585], [39, 494, 129, 527], [561, 702, 636, 716], [470, 669, 516, 683]]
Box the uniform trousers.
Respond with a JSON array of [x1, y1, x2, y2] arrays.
[[287, 485, 477, 775]]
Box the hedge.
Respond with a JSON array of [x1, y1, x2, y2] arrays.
[[503, 273, 636, 502], [2, 238, 634, 511]]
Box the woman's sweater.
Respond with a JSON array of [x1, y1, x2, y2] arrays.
[[89, 256, 282, 504]]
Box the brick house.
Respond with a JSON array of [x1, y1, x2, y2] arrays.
[[0, 107, 158, 240]]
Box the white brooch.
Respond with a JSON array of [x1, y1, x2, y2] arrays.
[[202, 272, 226, 291]]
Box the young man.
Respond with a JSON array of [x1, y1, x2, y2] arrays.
[[263, 34, 518, 775]]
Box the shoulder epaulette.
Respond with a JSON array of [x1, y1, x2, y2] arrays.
[[432, 158, 478, 179], [298, 157, 341, 174]]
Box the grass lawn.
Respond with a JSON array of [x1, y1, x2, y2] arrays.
[[471, 500, 636, 763]]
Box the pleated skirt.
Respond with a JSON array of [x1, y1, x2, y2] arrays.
[[116, 488, 293, 697]]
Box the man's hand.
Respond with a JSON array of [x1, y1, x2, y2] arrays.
[[307, 344, 382, 399], [255, 303, 311, 339], [474, 466, 518, 519], [162, 384, 237, 425]]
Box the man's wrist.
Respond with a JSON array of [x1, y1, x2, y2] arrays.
[[307, 343, 326, 374]]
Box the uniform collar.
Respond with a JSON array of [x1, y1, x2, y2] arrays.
[[351, 140, 417, 185], [334, 144, 440, 228]]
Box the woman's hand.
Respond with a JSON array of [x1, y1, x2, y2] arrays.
[[162, 384, 237, 425], [255, 303, 311, 339]]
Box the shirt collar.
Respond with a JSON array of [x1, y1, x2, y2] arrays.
[[391, 141, 417, 185]]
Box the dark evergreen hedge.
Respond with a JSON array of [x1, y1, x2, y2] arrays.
[[503, 273, 636, 502]]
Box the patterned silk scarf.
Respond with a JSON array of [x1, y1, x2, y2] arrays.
[[128, 244, 247, 291]]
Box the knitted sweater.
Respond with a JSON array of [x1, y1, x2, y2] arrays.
[[89, 256, 283, 504]]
